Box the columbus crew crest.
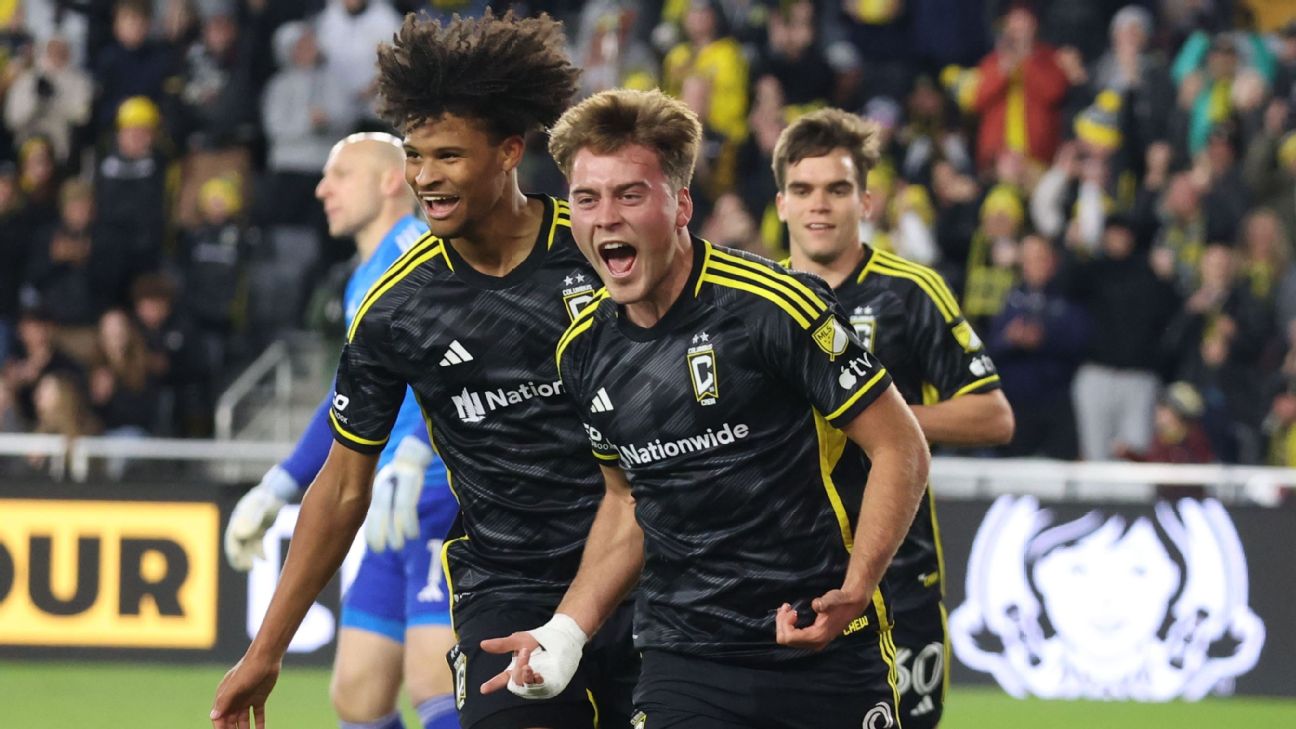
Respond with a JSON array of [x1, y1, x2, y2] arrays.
[[851, 306, 877, 350], [561, 271, 597, 321], [687, 331, 719, 406]]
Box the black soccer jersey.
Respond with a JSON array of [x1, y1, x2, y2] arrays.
[[557, 239, 897, 662], [833, 246, 1001, 614], [329, 195, 606, 608]]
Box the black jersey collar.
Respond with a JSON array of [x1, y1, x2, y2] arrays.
[[614, 235, 710, 342], [440, 193, 556, 290]]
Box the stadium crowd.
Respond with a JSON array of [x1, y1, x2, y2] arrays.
[[1, 0, 1295, 470]]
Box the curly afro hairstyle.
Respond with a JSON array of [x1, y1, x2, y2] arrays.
[[376, 10, 580, 141]]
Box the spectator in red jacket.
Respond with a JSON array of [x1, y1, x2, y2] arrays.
[[972, 3, 1070, 173]]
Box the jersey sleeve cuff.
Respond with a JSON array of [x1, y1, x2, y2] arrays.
[[950, 374, 1001, 399], [329, 412, 389, 454], [824, 369, 893, 428]]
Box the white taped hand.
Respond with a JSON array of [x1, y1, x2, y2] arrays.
[[507, 614, 589, 700], [364, 435, 433, 552], [224, 465, 296, 571]]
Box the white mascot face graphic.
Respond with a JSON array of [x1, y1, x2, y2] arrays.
[[949, 496, 1266, 701]]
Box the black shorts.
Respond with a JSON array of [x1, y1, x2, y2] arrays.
[[890, 601, 949, 729], [448, 600, 639, 729], [632, 634, 899, 729]]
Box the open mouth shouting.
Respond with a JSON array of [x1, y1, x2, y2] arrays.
[[598, 241, 638, 279], [420, 193, 461, 221]]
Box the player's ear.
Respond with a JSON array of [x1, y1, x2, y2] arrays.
[[675, 186, 693, 229], [775, 191, 787, 222], [380, 166, 405, 197], [498, 134, 526, 173], [860, 189, 872, 218]]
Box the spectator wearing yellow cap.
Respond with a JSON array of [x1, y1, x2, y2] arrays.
[[95, 95, 171, 279], [1075, 89, 1123, 152], [1033, 91, 1139, 258], [962, 183, 1026, 330], [176, 173, 253, 361], [171, 4, 256, 229]]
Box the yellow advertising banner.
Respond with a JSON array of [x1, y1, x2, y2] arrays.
[[0, 500, 218, 648]]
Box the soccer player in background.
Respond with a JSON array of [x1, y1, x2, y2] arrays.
[[777, 107, 1015, 729], [211, 12, 638, 729], [221, 132, 460, 729], [481, 89, 930, 729]]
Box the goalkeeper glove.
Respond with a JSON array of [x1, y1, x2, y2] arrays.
[[365, 435, 433, 552], [224, 465, 299, 571]]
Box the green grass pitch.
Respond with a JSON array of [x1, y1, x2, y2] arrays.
[[2, 660, 1294, 727]]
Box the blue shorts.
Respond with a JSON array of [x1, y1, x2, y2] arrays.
[[340, 493, 458, 641]]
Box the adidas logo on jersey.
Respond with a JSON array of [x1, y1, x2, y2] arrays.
[[590, 387, 614, 413], [439, 340, 474, 366]]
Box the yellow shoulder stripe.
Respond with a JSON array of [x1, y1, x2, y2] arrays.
[[329, 410, 388, 447], [702, 272, 813, 328], [869, 257, 959, 323], [548, 197, 572, 248], [555, 290, 609, 373], [347, 241, 445, 342], [710, 248, 828, 315], [873, 251, 959, 310], [825, 369, 888, 421], [694, 239, 715, 296]]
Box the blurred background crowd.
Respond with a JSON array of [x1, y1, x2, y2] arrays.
[[1, 0, 1295, 471]]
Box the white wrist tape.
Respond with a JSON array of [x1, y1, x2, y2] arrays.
[[507, 613, 589, 700]]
